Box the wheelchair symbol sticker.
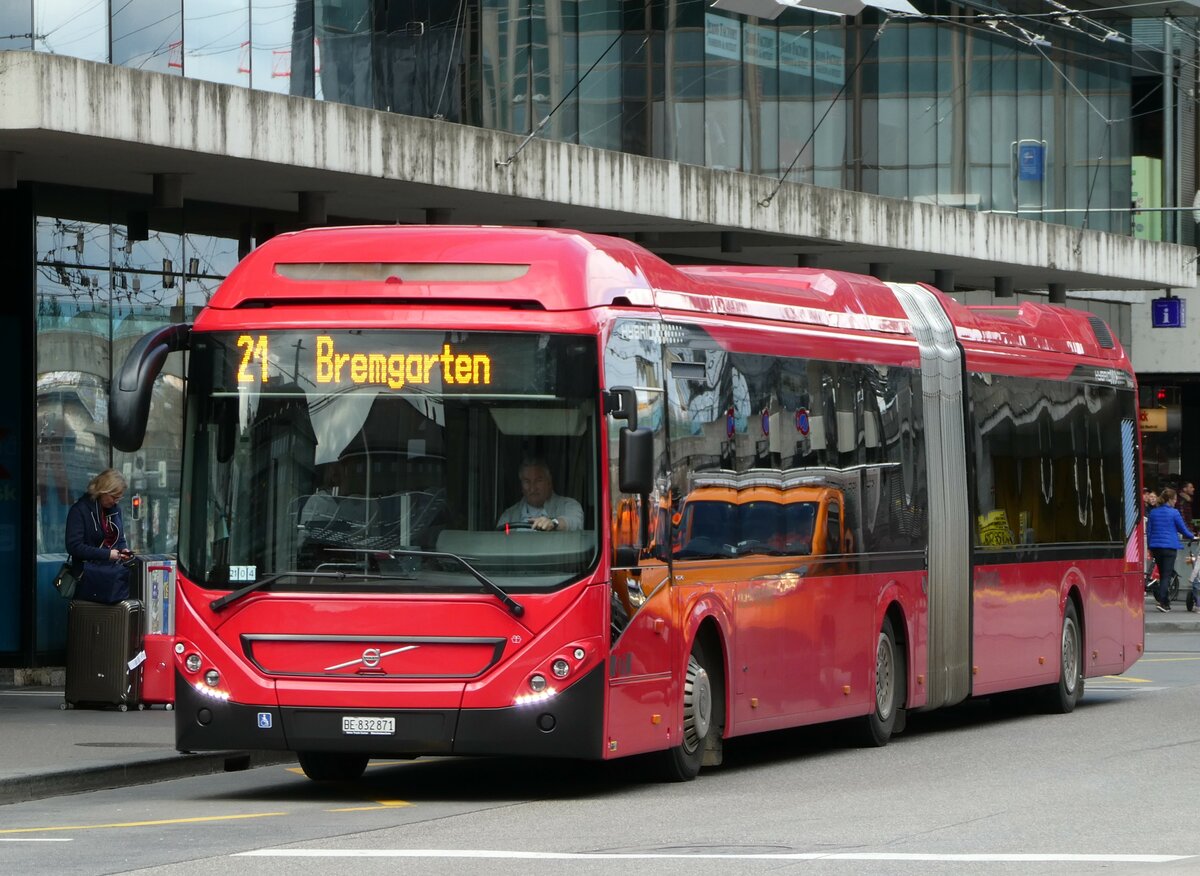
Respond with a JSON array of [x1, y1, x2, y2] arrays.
[[257, 712, 272, 729]]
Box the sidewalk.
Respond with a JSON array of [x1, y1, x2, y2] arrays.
[[1143, 590, 1200, 634], [0, 684, 293, 806], [0, 595, 1192, 807]]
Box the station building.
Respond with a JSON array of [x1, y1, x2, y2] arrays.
[[0, 0, 1196, 667]]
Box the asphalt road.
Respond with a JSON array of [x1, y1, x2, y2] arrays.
[[4, 634, 1200, 876]]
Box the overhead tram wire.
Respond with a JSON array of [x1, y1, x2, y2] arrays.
[[496, 0, 653, 169], [758, 15, 897, 209]]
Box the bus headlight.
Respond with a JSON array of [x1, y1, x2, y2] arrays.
[[185, 654, 202, 673], [529, 673, 547, 692], [204, 669, 221, 687], [551, 659, 570, 678]]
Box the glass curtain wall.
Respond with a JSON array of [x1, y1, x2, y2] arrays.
[[1, 2, 1155, 237], [33, 187, 237, 654]]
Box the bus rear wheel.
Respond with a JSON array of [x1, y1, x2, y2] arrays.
[[856, 616, 904, 747], [1040, 600, 1083, 714], [297, 751, 369, 782], [661, 645, 721, 781]]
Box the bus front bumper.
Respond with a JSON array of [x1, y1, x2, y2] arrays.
[[175, 666, 605, 759]]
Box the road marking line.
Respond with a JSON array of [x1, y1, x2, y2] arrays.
[[1100, 675, 1152, 683], [1140, 656, 1200, 663], [0, 838, 73, 842], [0, 813, 287, 835], [328, 799, 412, 812], [236, 849, 1193, 863]]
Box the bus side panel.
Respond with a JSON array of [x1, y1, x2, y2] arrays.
[[1085, 574, 1127, 677], [971, 561, 1060, 694]]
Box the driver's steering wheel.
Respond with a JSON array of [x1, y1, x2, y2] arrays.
[[496, 521, 534, 531]]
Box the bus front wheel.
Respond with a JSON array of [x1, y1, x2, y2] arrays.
[[297, 751, 369, 782], [661, 645, 722, 781]]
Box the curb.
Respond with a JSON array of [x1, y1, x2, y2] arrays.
[[0, 750, 296, 806]]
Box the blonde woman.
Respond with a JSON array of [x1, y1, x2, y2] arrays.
[[64, 468, 134, 603]]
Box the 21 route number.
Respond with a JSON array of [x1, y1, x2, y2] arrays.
[[236, 334, 269, 383]]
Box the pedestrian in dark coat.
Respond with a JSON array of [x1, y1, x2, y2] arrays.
[[65, 468, 133, 604]]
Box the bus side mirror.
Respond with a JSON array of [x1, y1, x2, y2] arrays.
[[110, 324, 191, 452], [618, 427, 654, 495]]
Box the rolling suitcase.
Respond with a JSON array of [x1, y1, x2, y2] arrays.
[[64, 599, 144, 711], [140, 633, 176, 709]]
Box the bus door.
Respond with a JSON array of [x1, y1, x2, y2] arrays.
[[603, 318, 673, 758]]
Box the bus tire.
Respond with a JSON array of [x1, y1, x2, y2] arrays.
[[1040, 600, 1083, 714], [856, 616, 904, 747], [661, 645, 721, 781], [297, 751, 369, 782]]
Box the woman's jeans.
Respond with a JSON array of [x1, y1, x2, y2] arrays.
[[1151, 547, 1178, 606]]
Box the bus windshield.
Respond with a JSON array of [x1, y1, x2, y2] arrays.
[[180, 330, 601, 594]]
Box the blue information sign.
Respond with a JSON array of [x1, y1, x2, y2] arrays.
[[1152, 296, 1185, 328], [1018, 143, 1044, 182]]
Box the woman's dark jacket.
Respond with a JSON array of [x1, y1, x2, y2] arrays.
[[65, 495, 130, 603]]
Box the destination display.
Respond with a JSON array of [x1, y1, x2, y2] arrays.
[[235, 333, 493, 389]]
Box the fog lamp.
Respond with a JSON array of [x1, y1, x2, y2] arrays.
[[551, 659, 570, 678], [185, 654, 202, 673], [529, 674, 547, 692]]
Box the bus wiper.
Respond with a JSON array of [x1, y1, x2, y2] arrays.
[[209, 570, 413, 612], [385, 548, 525, 618]]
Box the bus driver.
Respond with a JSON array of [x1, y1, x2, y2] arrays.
[[497, 458, 583, 532]]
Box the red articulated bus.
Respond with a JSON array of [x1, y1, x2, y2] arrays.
[[111, 227, 1144, 782]]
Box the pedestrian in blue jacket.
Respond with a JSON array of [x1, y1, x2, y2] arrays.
[[65, 468, 133, 604], [1146, 487, 1195, 612]]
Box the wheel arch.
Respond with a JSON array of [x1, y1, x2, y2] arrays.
[[681, 600, 730, 739], [875, 583, 912, 711]]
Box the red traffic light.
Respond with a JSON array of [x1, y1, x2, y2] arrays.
[[1156, 388, 1168, 403], [130, 494, 142, 519]]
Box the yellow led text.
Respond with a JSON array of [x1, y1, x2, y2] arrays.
[[314, 336, 491, 390], [236, 334, 269, 383]]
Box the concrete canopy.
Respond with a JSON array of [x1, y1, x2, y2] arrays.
[[0, 50, 1194, 293]]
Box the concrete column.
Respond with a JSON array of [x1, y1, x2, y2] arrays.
[[994, 276, 1014, 298], [0, 151, 15, 189], [153, 173, 183, 209], [869, 262, 891, 281], [126, 210, 149, 242], [299, 191, 327, 225], [934, 269, 954, 292], [1048, 282, 1067, 303]]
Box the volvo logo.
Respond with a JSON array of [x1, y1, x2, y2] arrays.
[[324, 644, 418, 672]]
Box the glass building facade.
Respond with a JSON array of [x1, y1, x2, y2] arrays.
[[0, 0, 1190, 662]]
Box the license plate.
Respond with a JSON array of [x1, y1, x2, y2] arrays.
[[341, 716, 395, 736]]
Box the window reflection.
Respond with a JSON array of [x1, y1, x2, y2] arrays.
[[33, 208, 240, 561], [34, 0, 108, 61], [183, 0, 249, 86], [0, 3, 32, 51], [112, 0, 182, 74], [315, 0, 372, 106], [251, 0, 314, 96]]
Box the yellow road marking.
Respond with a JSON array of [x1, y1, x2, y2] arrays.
[[1099, 675, 1152, 683], [0, 812, 287, 835], [328, 800, 412, 812], [1139, 656, 1200, 663]]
